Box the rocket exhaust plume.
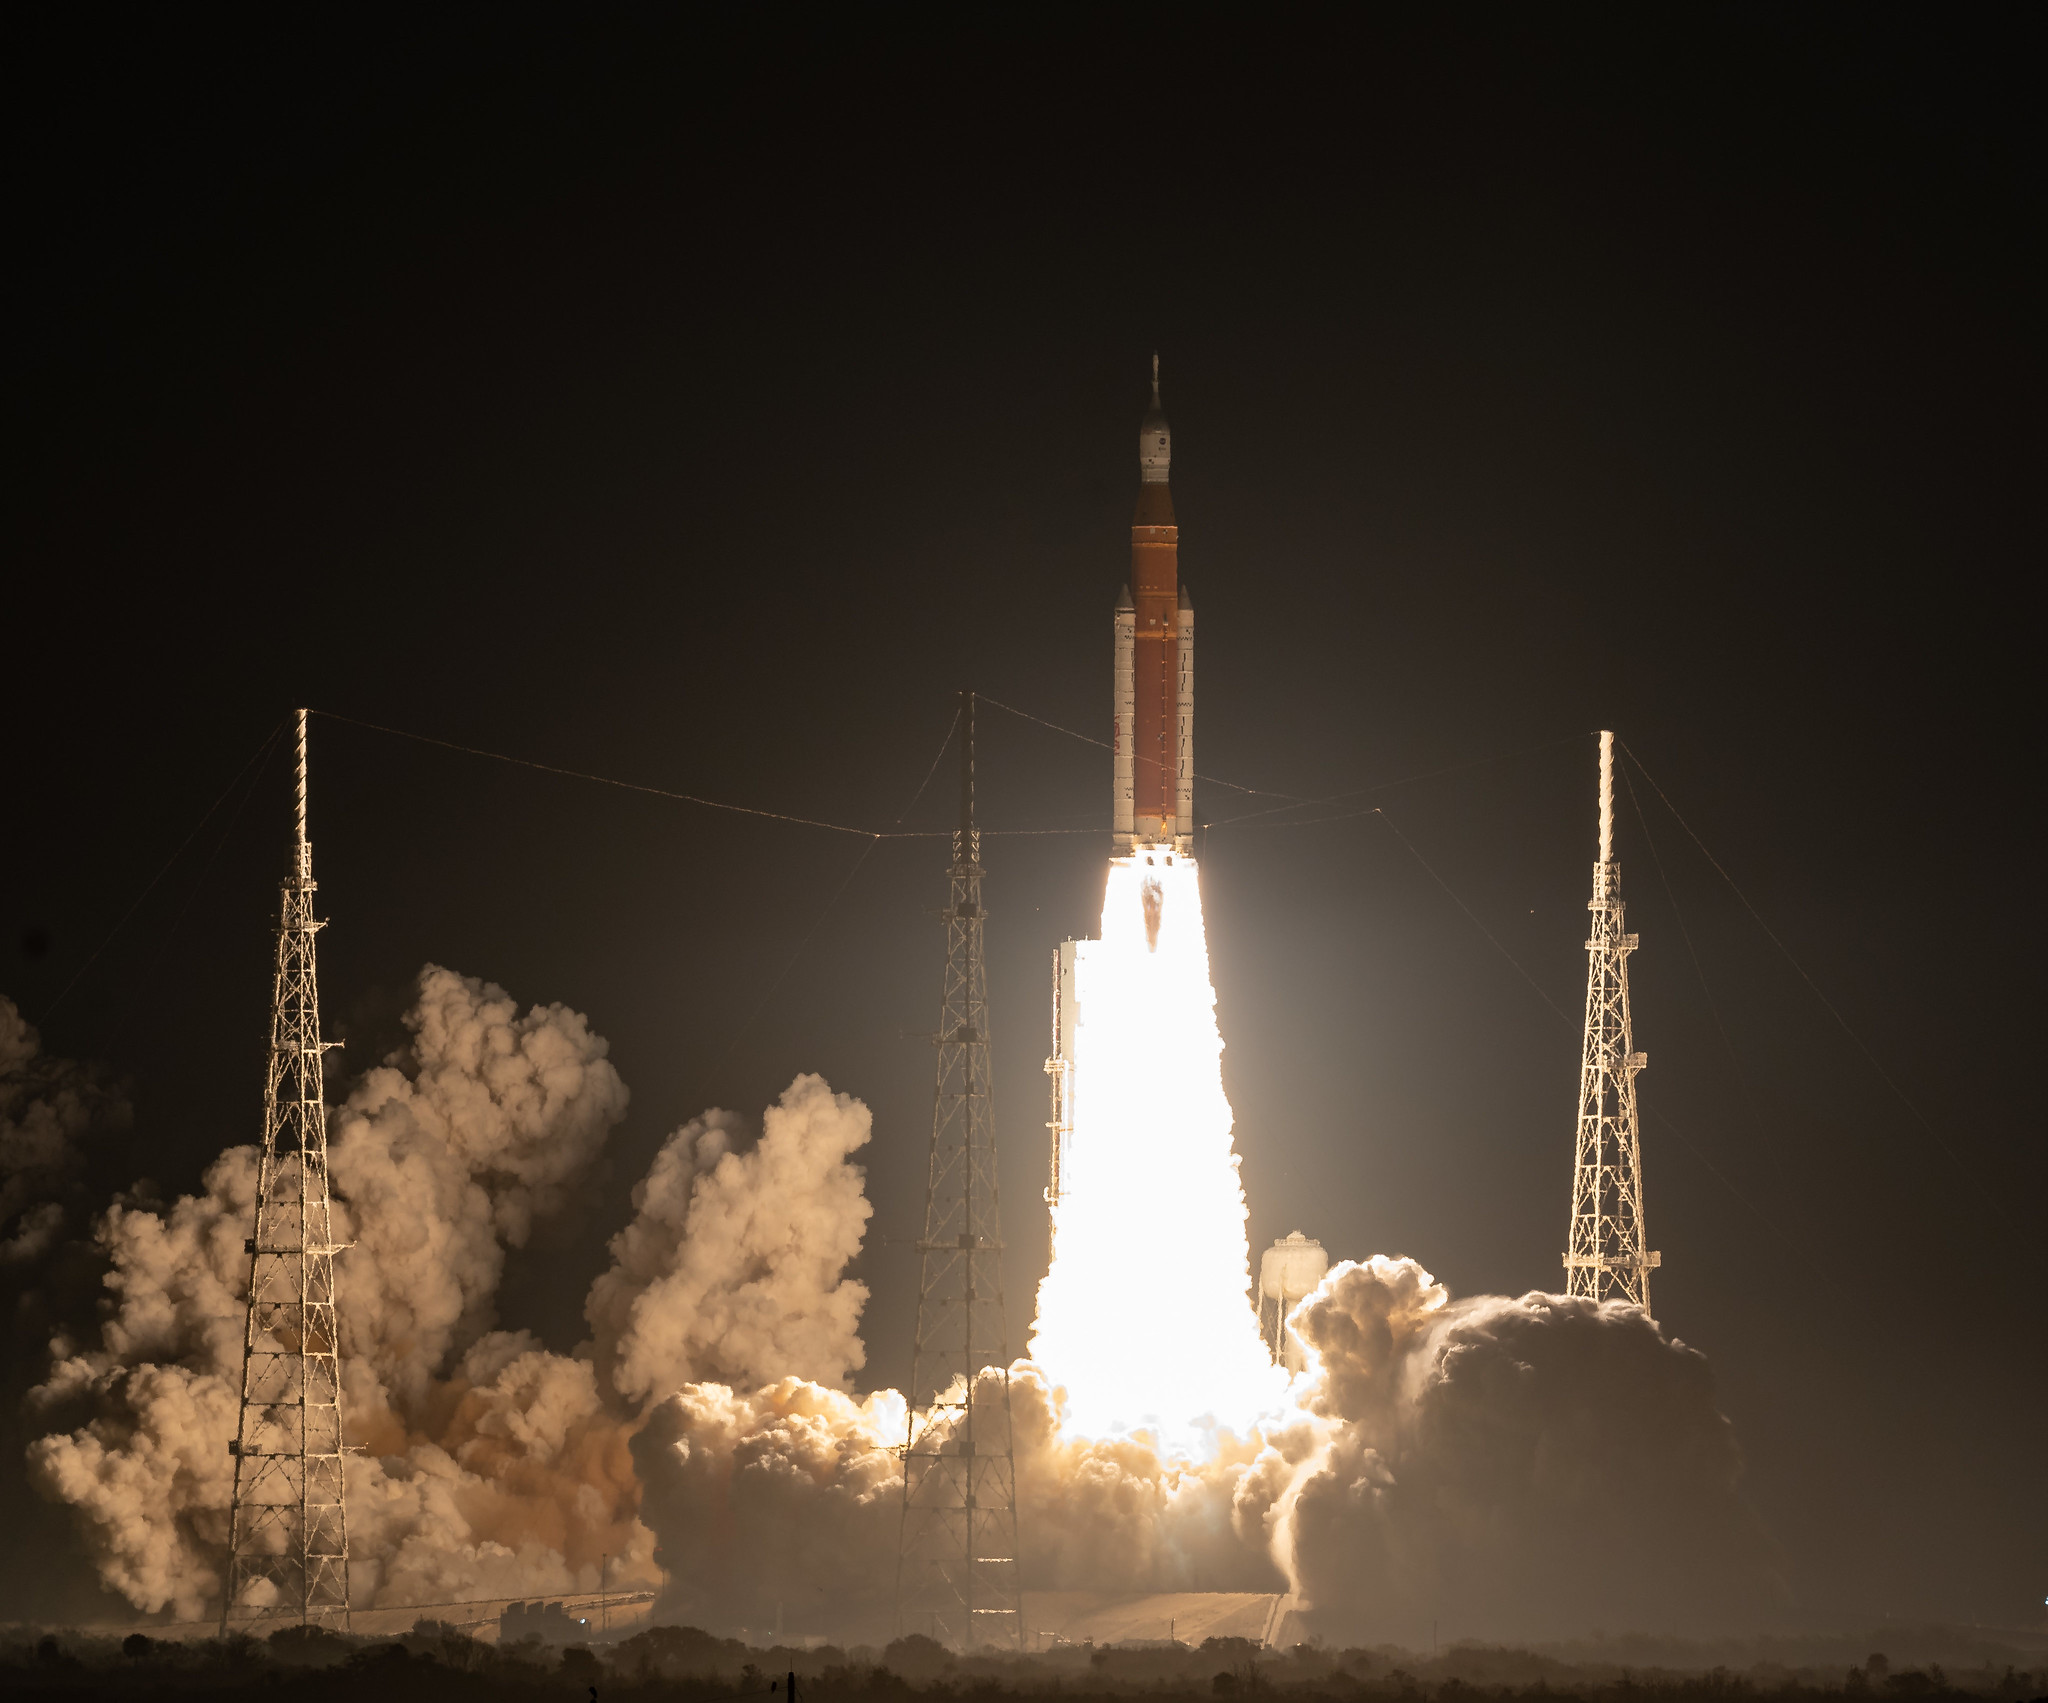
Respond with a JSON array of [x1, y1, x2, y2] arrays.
[[1030, 852, 1285, 1449], [1031, 361, 1284, 1453]]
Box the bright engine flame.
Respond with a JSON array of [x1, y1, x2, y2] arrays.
[[1028, 852, 1286, 1453]]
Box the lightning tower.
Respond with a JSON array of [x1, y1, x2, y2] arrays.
[[1562, 731, 1661, 1315], [222, 709, 351, 1631], [897, 691, 1023, 1651]]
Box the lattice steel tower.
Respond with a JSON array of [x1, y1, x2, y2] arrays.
[[1562, 731, 1661, 1315], [222, 709, 351, 1631], [897, 691, 1022, 1651]]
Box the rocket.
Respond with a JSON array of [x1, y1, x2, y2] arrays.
[[1046, 359, 1193, 1221], [1113, 355, 1194, 855]]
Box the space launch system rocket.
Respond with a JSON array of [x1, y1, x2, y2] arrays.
[[1113, 355, 1193, 855], [1046, 359, 1197, 1232]]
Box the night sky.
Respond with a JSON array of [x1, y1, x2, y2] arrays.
[[5, 16, 2040, 1629]]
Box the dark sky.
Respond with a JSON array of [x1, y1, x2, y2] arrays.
[[4, 15, 2040, 1630]]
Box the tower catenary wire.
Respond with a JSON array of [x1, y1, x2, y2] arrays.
[[1562, 731, 1661, 1314], [221, 709, 351, 1631], [896, 690, 1023, 1651]]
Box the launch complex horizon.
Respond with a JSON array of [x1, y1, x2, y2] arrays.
[[13, 4, 2040, 1649], [28, 357, 1698, 1649]]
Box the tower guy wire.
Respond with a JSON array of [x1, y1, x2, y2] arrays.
[[723, 703, 964, 1060], [1562, 731, 1661, 1315], [895, 690, 1023, 1652], [1374, 771, 1867, 1322], [1615, 736, 2029, 1251], [221, 708, 352, 1632]]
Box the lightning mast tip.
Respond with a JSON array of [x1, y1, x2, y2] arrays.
[[1598, 730, 1614, 866], [295, 709, 312, 879]]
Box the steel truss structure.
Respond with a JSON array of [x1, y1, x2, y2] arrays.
[[897, 692, 1023, 1651], [222, 710, 351, 1631], [1562, 731, 1662, 1316]]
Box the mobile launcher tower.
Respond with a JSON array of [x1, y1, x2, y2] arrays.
[[1045, 358, 1194, 1227]]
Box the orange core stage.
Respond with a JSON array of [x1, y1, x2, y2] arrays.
[[1113, 357, 1193, 853]]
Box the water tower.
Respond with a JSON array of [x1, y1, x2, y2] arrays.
[[1257, 1232, 1328, 1372]]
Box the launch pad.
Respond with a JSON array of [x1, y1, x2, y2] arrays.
[[1022, 1591, 1299, 1651]]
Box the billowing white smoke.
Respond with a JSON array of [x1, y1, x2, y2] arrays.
[[634, 1378, 908, 1635], [27, 968, 639, 1616], [633, 1259, 1777, 1642], [327, 967, 631, 1410], [17, 936, 1776, 1639], [588, 1076, 874, 1401], [1030, 856, 1284, 1447], [626, 852, 1772, 1640], [345, 1331, 644, 1610], [26, 1140, 255, 1614], [344, 1069, 875, 1611], [634, 1361, 1283, 1639], [24, 965, 887, 1622], [1266, 1257, 1782, 1639]]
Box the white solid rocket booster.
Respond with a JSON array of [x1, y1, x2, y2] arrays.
[[1175, 583, 1194, 844], [1113, 585, 1136, 850]]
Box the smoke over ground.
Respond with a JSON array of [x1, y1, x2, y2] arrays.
[[1271, 1258, 1779, 1641], [13, 969, 1776, 1637], [635, 1361, 1286, 1639], [587, 1078, 875, 1401], [633, 1263, 1776, 1643], [0, 997, 139, 1617], [1, 996, 130, 1268], [20, 969, 877, 1620]]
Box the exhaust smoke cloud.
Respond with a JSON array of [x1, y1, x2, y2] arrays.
[[14, 922, 1776, 1637], [587, 1076, 874, 1402], [22, 967, 891, 1622], [1, 996, 129, 1268], [630, 860, 1774, 1640], [26, 968, 647, 1617], [632, 1258, 1776, 1642]]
